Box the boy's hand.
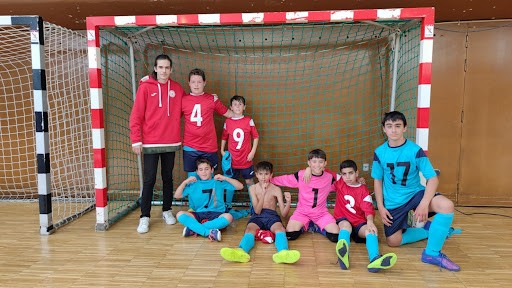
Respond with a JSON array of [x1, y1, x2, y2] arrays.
[[185, 176, 197, 184], [302, 167, 312, 183], [414, 200, 429, 223], [378, 206, 393, 226], [220, 150, 225, 156], [358, 177, 366, 185], [366, 221, 378, 235], [247, 151, 255, 162], [284, 192, 291, 204], [214, 174, 226, 181]]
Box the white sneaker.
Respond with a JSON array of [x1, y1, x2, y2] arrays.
[[137, 217, 150, 233], [162, 210, 177, 225]]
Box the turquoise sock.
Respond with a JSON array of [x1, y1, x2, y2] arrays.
[[425, 213, 454, 256], [239, 233, 255, 253], [366, 233, 380, 261], [177, 214, 209, 237], [338, 229, 351, 246], [400, 227, 429, 245], [275, 231, 288, 252], [201, 216, 230, 230]]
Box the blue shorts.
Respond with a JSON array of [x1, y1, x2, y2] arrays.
[[183, 150, 218, 172], [383, 190, 439, 237], [232, 166, 255, 180], [248, 208, 282, 230], [192, 211, 223, 222], [336, 218, 367, 243]]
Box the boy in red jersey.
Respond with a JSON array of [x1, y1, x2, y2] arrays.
[[130, 54, 185, 234], [333, 160, 397, 272], [181, 68, 233, 176], [220, 95, 259, 187]]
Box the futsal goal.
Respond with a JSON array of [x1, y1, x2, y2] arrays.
[[0, 16, 93, 235], [87, 8, 435, 231]]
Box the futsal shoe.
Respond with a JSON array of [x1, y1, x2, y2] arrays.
[[220, 247, 250, 263], [272, 250, 301, 264]]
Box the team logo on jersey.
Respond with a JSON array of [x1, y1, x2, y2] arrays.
[[151, 92, 157, 97], [169, 90, 176, 97]]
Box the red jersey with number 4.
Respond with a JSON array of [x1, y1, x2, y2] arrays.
[[222, 116, 259, 169], [333, 179, 375, 227], [182, 93, 229, 152]]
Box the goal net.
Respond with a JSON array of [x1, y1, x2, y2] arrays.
[[0, 16, 94, 234], [88, 9, 434, 230]]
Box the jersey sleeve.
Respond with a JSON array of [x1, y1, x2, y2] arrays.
[[359, 186, 376, 217], [416, 148, 437, 180], [129, 84, 147, 145], [271, 173, 299, 188], [182, 183, 193, 198], [213, 95, 229, 115], [371, 152, 384, 180], [249, 119, 259, 139], [221, 121, 229, 140]]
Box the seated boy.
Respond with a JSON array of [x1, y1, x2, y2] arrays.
[[220, 161, 300, 264], [270, 149, 340, 244], [334, 160, 397, 272], [175, 158, 243, 241], [372, 111, 460, 271]]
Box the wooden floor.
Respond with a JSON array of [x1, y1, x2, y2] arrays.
[[1, 203, 511, 287]]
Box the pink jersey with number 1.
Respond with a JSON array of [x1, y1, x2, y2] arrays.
[[271, 170, 336, 230]]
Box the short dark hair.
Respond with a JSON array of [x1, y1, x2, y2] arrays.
[[339, 159, 357, 172], [381, 111, 407, 127], [195, 157, 212, 169], [151, 54, 172, 79], [230, 95, 246, 106], [308, 149, 327, 161], [255, 161, 273, 174], [189, 68, 206, 81]]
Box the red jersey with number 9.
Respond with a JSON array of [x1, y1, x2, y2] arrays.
[[222, 116, 259, 169]]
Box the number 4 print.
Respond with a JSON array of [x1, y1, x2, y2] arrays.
[[191, 104, 203, 126]]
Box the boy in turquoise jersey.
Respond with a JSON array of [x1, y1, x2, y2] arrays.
[[372, 111, 460, 271]]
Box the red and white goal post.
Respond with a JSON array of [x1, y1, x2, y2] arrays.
[[87, 8, 434, 231]]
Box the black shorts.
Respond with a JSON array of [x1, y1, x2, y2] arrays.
[[248, 209, 282, 230], [192, 211, 224, 222], [383, 190, 439, 237], [183, 150, 218, 172], [232, 166, 255, 180], [336, 218, 367, 243]]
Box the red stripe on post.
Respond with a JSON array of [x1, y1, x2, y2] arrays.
[[418, 63, 432, 85], [89, 68, 102, 88], [93, 148, 106, 168], [353, 10, 377, 21], [178, 14, 199, 25], [417, 107, 430, 128], [135, 15, 157, 26], [95, 188, 108, 207], [263, 12, 287, 23], [86, 16, 116, 30], [307, 11, 332, 22], [220, 13, 243, 25], [91, 109, 104, 129]]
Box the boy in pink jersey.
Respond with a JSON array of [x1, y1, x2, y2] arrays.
[[181, 68, 233, 176], [333, 159, 397, 272], [220, 95, 259, 187], [270, 149, 341, 244]]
